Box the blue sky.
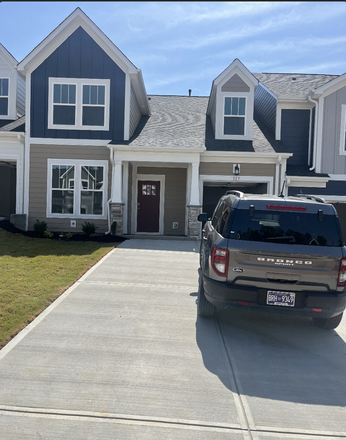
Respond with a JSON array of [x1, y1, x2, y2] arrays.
[[1, 1, 345, 96]]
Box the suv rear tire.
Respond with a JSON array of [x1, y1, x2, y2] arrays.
[[197, 276, 216, 318], [312, 312, 343, 330]]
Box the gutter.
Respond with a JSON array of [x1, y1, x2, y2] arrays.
[[308, 95, 318, 171]]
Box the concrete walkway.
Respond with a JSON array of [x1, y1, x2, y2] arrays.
[[0, 239, 346, 439]]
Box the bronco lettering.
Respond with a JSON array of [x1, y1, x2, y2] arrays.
[[257, 257, 312, 265]]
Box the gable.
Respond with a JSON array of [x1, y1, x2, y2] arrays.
[[30, 26, 125, 140], [221, 74, 250, 93]]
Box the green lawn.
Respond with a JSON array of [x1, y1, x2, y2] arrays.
[[0, 228, 116, 349]]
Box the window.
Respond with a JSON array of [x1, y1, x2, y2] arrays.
[[142, 184, 156, 196], [47, 160, 108, 219], [224, 97, 246, 135], [229, 210, 342, 246], [0, 78, 9, 116], [48, 78, 110, 130]]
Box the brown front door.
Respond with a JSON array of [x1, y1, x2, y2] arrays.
[[137, 180, 160, 233]]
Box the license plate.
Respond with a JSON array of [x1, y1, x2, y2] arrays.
[[267, 291, 295, 307]]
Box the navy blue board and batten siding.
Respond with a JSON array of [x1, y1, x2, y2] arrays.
[[30, 27, 125, 140], [281, 109, 310, 166]]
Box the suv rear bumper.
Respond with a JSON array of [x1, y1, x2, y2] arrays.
[[203, 275, 346, 318]]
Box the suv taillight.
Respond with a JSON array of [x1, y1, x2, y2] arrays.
[[211, 247, 229, 277], [338, 258, 346, 286]]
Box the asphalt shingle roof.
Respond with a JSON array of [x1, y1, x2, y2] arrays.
[[111, 95, 285, 154], [254, 73, 339, 98]]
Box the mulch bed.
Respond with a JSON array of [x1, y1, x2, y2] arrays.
[[0, 220, 127, 243]]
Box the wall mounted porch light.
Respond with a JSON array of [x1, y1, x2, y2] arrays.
[[233, 164, 240, 175]]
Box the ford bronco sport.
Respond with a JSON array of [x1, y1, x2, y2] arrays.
[[198, 191, 346, 329]]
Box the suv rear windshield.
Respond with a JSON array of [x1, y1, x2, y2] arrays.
[[229, 209, 342, 246]]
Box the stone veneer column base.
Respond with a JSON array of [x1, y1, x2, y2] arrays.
[[110, 203, 124, 236], [187, 205, 202, 239]]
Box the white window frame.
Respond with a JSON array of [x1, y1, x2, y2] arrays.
[[48, 78, 110, 131], [339, 104, 346, 156], [223, 96, 247, 136], [47, 159, 108, 219], [0, 77, 9, 117], [216, 90, 253, 140]]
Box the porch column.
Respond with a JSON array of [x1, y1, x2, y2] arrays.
[[110, 159, 124, 235], [187, 162, 202, 239]]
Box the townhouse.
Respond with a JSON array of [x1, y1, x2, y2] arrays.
[[1, 8, 346, 238]]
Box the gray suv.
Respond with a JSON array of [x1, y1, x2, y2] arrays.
[[198, 191, 346, 329]]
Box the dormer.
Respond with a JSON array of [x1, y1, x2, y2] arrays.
[[0, 44, 25, 121], [207, 59, 258, 141], [17, 8, 149, 142]]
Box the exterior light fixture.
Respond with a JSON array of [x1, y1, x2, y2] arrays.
[[233, 164, 240, 175]]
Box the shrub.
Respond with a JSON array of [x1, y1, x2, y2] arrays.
[[65, 232, 73, 239], [34, 219, 47, 235], [81, 222, 98, 236], [111, 221, 117, 236], [43, 231, 54, 239]]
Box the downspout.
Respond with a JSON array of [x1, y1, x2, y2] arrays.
[[308, 95, 318, 171], [105, 146, 114, 235]]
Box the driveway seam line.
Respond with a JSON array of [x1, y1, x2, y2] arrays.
[[216, 314, 256, 440], [0, 406, 244, 433]]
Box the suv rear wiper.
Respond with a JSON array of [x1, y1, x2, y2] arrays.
[[266, 235, 296, 243]]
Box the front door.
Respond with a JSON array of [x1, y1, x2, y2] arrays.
[[137, 180, 160, 233]]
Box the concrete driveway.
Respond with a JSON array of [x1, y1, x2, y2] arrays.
[[0, 239, 346, 439]]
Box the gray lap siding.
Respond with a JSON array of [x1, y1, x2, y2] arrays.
[[28, 144, 111, 232], [136, 167, 187, 235]]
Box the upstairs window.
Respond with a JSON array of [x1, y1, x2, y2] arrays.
[[53, 84, 76, 125], [224, 97, 246, 135], [0, 78, 9, 116], [48, 78, 110, 131]]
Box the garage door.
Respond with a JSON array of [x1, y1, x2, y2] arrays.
[[202, 182, 267, 217]]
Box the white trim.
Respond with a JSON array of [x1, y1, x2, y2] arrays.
[[122, 162, 129, 234], [328, 174, 346, 180], [201, 151, 292, 163], [24, 73, 31, 230], [276, 102, 314, 141], [216, 90, 253, 140], [46, 159, 108, 220], [124, 74, 130, 141], [30, 138, 111, 146], [185, 164, 192, 236], [213, 59, 258, 88], [313, 73, 346, 97], [0, 77, 9, 117], [199, 175, 274, 205], [286, 175, 329, 188], [315, 96, 324, 173], [0, 149, 24, 214], [110, 145, 204, 155], [135, 174, 165, 235], [112, 149, 201, 164], [47, 78, 110, 131], [339, 105, 346, 156], [17, 9, 137, 75]]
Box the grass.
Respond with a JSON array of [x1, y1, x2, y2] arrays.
[[0, 228, 116, 349]]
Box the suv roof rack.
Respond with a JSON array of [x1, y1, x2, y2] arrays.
[[226, 190, 244, 198], [294, 194, 326, 204]]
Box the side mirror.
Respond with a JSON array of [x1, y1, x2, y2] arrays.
[[198, 213, 209, 222]]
